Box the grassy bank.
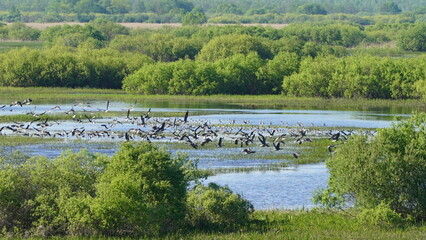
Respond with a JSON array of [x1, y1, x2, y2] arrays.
[[161, 209, 426, 240], [1, 87, 425, 111]]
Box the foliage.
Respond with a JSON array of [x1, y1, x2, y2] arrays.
[[0, 142, 224, 237], [283, 54, 426, 99], [196, 34, 273, 61], [89, 142, 191, 236], [0, 47, 153, 88], [182, 8, 207, 25], [1, 23, 426, 98], [0, 149, 105, 236], [321, 113, 426, 220], [257, 52, 300, 93], [280, 23, 366, 47], [124, 52, 278, 95], [214, 52, 265, 94], [186, 183, 254, 230], [398, 23, 426, 51], [297, 4, 328, 15], [357, 202, 408, 228], [380, 1, 402, 14], [109, 33, 202, 61], [41, 24, 105, 47], [0, 22, 40, 40]]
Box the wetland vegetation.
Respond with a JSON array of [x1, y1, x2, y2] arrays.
[[1, 2, 426, 237]]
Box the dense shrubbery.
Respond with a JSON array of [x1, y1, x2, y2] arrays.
[[109, 33, 203, 61], [398, 23, 426, 51], [281, 23, 366, 47], [283, 55, 426, 99], [186, 183, 254, 230], [196, 34, 273, 61], [315, 113, 426, 221], [0, 142, 253, 237], [2, 21, 426, 98], [0, 47, 153, 88], [0, 0, 422, 24], [0, 22, 40, 40], [123, 52, 299, 95]]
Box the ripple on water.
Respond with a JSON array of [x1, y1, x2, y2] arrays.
[[204, 163, 329, 210]]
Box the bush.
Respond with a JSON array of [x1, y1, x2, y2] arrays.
[[320, 113, 426, 221], [357, 202, 408, 228], [398, 23, 426, 51], [0, 142, 214, 237], [197, 34, 273, 61], [89, 142, 191, 236], [186, 183, 254, 230], [0, 149, 105, 236]]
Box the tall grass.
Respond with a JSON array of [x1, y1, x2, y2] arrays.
[[0, 135, 59, 146], [1, 87, 425, 110], [160, 209, 426, 240]]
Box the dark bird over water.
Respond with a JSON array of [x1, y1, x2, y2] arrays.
[[184, 110, 189, 123], [217, 137, 224, 148], [242, 148, 256, 154]]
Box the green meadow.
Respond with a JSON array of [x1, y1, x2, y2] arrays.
[[0, 41, 44, 52]]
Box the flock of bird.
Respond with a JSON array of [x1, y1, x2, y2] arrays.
[[0, 99, 362, 159]]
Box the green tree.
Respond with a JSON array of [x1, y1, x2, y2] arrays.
[[215, 3, 242, 15], [215, 52, 265, 94], [6, 22, 41, 40], [123, 62, 173, 94], [297, 3, 327, 15], [168, 59, 219, 95], [197, 34, 272, 62], [6, 5, 22, 22], [88, 19, 129, 41], [398, 23, 426, 51], [89, 143, 191, 236], [380, 1, 401, 14], [0, 149, 105, 236], [182, 8, 207, 25], [319, 113, 426, 220], [109, 0, 132, 14], [257, 52, 300, 93], [282, 55, 336, 97], [74, 0, 102, 13]]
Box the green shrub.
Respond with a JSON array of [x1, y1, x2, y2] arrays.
[[89, 143, 192, 236], [357, 202, 408, 228], [186, 183, 254, 230], [321, 113, 426, 221]]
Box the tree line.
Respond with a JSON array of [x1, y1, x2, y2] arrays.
[[0, 0, 425, 23], [0, 0, 422, 15], [1, 21, 426, 99]]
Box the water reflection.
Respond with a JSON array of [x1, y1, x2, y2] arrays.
[[204, 163, 328, 210]]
